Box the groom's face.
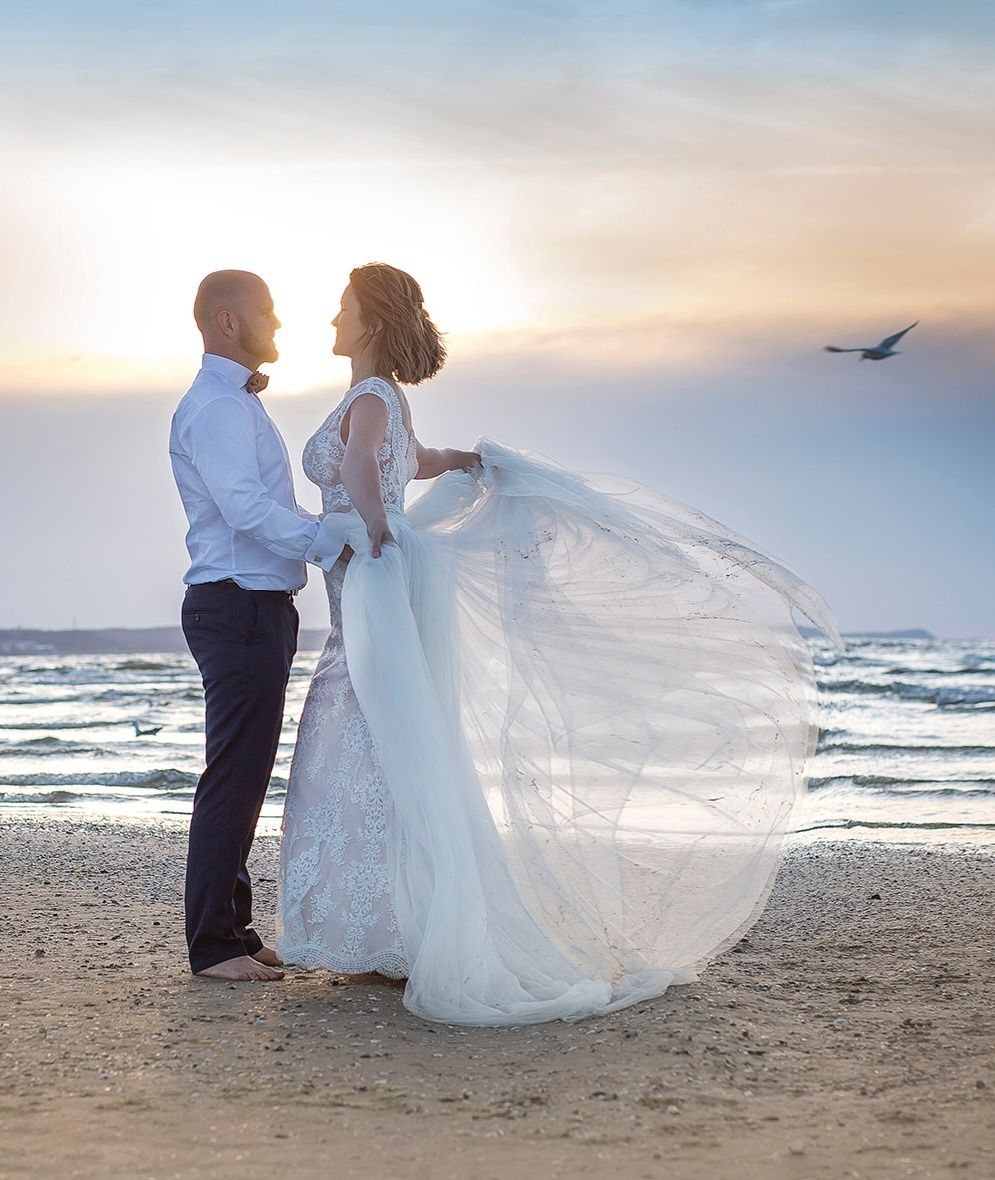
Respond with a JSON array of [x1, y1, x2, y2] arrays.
[[236, 283, 281, 366]]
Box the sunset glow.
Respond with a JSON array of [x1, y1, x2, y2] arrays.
[[1, 0, 992, 636]]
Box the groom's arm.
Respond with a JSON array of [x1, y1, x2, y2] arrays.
[[180, 397, 346, 571]]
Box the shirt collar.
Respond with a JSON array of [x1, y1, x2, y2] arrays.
[[201, 353, 255, 391]]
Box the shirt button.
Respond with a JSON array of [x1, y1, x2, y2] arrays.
[[314, 554, 323, 562]]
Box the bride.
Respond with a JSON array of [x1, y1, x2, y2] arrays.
[[275, 262, 840, 1026]]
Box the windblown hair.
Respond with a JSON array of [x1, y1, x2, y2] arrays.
[[350, 262, 446, 385]]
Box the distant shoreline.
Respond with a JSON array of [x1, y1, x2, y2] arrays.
[[0, 625, 938, 655]]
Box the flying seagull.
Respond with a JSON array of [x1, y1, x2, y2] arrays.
[[133, 721, 163, 737], [824, 321, 919, 361]]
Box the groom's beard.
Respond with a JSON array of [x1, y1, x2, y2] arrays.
[[239, 324, 279, 366]]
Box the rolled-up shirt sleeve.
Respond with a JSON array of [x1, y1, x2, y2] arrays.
[[180, 397, 345, 571]]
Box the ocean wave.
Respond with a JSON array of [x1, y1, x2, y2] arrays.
[[18, 665, 79, 676], [808, 774, 995, 795], [0, 768, 201, 791], [15, 685, 196, 703], [113, 659, 182, 672], [963, 652, 995, 672], [0, 688, 180, 706], [820, 679, 933, 699], [882, 666, 995, 677], [0, 737, 103, 757], [0, 789, 83, 805], [0, 692, 97, 706], [816, 740, 995, 757], [935, 686, 995, 706], [0, 719, 112, 730], [0, 768, 288, 793], [796, 818, 995, 833], [820, 679, 995, 706]]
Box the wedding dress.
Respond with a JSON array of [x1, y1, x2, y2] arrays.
[[275, 375, 840, 1026]]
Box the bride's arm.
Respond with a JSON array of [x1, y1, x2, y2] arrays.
[[340, 394, 395, 558], [414, 439, 482, 479]]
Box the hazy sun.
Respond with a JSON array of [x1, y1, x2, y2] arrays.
[[10, 154, 536, 394]]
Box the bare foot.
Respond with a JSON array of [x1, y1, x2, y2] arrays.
[[252, 946, 284, 967], [195, 955, 284, 982]]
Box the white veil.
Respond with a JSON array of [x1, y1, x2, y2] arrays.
[[334, 438, 840, 1025]]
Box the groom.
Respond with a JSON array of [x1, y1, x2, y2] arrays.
[[169, 270, 346, 982]]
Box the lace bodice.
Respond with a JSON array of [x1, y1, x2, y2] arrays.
[[302, 377, 418, 515]]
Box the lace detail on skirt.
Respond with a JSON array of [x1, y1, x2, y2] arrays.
[[275, 556, 408, 976]]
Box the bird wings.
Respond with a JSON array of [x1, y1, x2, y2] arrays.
[[824, 321, 919, 354], [877, 321, 919, 350]]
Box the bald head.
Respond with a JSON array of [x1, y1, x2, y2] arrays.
[[194, 270, 280, 369]]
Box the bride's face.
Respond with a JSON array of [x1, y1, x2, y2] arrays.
[[331, 284, 368, 358]]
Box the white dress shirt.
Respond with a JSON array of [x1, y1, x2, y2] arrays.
[[169, 354, 347, 590]]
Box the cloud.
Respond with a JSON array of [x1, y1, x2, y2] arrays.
[[5, 1, 995, 170]]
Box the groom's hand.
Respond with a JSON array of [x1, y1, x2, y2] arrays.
[[451, 449, 483, 473], [367, 516, 396, 559]]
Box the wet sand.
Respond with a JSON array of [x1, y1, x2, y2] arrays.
[[1, 816, 992, 1179]]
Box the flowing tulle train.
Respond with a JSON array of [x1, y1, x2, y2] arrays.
[[297, 438, 839, 1025]]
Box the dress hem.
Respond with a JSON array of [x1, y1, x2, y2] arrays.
[[278, 944, 410, 980]]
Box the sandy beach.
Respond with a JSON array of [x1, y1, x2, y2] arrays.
[[1, 816, 991, 1180]]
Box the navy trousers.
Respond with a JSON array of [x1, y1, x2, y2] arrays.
[[181, 580, 299, 973]]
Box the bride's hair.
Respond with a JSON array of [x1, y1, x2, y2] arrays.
[[350, 263, 446, 385]]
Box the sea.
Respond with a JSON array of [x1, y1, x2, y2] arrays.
[[0, 635, 992, 845]]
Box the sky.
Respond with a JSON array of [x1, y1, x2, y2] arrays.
[[1, 0, 992, 637]]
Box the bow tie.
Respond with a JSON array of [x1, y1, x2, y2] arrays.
[[244, 371, 269, 395]]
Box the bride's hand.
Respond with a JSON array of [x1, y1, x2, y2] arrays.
[[367, 516, 396, 559]]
